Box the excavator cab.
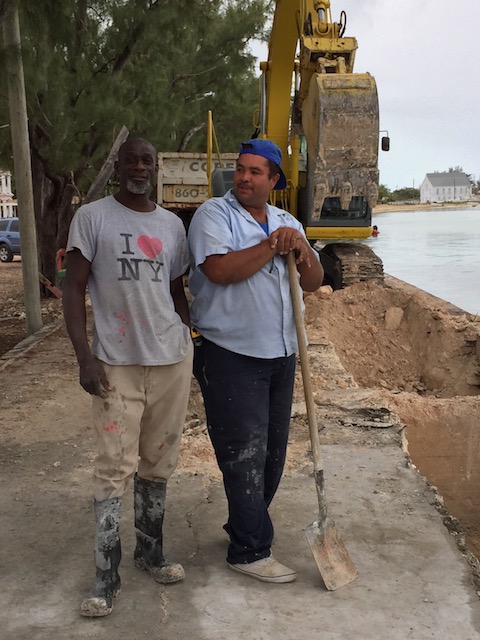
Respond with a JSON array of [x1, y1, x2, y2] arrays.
[[298, 70, 380, 237], [205, 1, 388, 288], [256, 0, 387, 286]]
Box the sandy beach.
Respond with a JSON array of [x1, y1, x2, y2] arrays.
[[374, 200, 479, 214]]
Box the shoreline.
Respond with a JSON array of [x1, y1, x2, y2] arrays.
[[374, 201, 479, 214]]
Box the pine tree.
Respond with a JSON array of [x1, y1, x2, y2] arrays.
[[0, 0, 270, 281]]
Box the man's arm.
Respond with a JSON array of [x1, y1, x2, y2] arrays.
[[170, 275, 190, 327], [201, 238, 276, 285], [62, 248, 109, 397], [201, 227, 323, 291]]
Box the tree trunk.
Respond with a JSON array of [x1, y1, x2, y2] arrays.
[[30, 128, 130, 292], [40, 176, 63, 289], [56, 185, 75, 250], [31, 153, 74, 292], [83, 125, 129, 204]]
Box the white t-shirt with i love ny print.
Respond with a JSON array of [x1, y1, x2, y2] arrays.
[[66, 195, 191, 366]]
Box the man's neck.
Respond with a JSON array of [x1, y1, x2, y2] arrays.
[[244, 205, 267, 223], [114, 192, 155, 212]]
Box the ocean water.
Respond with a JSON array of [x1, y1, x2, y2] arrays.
[[362, 207, 480, 315]]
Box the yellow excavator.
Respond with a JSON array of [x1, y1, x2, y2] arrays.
[[211, 0, 389, 288]]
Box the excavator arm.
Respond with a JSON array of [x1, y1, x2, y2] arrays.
[[260, 0, 382, 244], [207, 0, 386, 287]]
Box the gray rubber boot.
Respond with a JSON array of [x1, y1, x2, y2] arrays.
[[134, 474, 185, 584], [80, 498, 122, 617]]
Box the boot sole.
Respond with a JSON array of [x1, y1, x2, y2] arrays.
[[228, 563, 296, 583], [80, 586, 121, 618], [134, 558, 185, 584]]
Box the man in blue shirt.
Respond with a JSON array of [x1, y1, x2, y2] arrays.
[[188, 139, 323, 583]]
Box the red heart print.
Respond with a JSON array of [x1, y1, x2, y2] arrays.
[[137, 235, 163, 258]]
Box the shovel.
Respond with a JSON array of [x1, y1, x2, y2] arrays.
[[287, 251, 358, 590]]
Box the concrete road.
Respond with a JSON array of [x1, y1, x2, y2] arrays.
[[1, 325, 480, 639]]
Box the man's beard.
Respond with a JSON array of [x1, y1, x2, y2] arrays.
[[126, 179, 152, 196]]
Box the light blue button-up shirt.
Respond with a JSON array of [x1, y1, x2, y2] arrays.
[[188, 190, 307, 359]]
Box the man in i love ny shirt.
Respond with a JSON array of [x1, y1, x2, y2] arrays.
[[63, 137, 193, 617]]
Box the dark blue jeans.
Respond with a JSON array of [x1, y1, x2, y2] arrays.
[[194, 339, 296, 564]]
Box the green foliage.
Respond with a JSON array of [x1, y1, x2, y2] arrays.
[[391, 187, 420, 201], [378, 183, 392, 202], [0, 0, 270, 194], [378, 184, 421, 203], [379, 186, 420, 202]]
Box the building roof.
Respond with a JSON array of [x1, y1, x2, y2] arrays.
[[425, 172, 471, 187]]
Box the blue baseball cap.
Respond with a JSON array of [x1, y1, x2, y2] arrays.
[[238, 139, 287, 190]]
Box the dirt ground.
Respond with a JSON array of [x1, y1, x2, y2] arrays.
[[0, 259, 63, 356], [1, 258, 480, 567], [306, 277, 480, 559]]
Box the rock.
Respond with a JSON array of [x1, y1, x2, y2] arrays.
[[384, 306, 404, 330], [413, 382, 426, 392], [423, 367, 446, 391], [317, 285, 333, 298], [291, 401, 306, 417]]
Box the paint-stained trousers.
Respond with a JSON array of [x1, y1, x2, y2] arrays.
[[92, 347, 193, 501], [194, 338, 296, 564]]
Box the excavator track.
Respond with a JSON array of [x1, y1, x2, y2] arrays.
[[319, 242, 384, 289]]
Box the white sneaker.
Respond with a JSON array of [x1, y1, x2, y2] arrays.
[[229, 556, 296, 583]]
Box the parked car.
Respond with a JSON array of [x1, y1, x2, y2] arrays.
[[0, 216, 20, 262]]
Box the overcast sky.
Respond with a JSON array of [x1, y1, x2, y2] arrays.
[[251, 0, 480, 190]]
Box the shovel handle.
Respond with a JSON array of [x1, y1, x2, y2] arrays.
[[287, 251, 323, 474], [288, 255, 357, 585]]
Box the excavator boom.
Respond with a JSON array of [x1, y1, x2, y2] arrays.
[[261, 0, 381, 244], [201, 0, 386, 287]]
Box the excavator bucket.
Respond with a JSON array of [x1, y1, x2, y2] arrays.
[[301, 72, 380, 223]]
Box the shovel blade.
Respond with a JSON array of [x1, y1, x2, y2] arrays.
[[305, 518, 358, 590]]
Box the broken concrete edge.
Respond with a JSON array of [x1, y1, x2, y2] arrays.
[[295, 391, 480, 595], [401, 430, 480, 595], [0, 319, 64, 372]]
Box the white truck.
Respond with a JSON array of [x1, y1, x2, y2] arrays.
[[156, 152, 237, 227]]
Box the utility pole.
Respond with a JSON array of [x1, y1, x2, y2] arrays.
[[3, 6, 42, 334]]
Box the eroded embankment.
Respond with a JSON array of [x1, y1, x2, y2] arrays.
[[305, 277, 480, 560]]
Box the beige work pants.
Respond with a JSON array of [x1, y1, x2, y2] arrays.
[[91, 347, 193, 501]]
